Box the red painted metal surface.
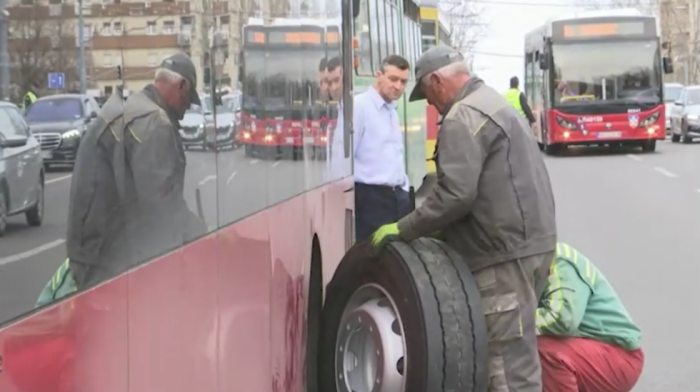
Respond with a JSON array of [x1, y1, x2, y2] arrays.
[[0, 177, 352, 392]]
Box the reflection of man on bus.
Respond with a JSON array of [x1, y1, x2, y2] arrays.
[[326, 56, 349, 179], [318, 57, 329, 101]]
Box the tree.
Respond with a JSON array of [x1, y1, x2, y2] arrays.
[[7, 4, 78, 101], [572, 0, 657, 15], [439, 0, 486, 66]]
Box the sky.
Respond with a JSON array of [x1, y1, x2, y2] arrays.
[[470, 0, 577, 93]]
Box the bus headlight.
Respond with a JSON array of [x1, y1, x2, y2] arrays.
[[555, 115, 578, 130], [639, 111, 660, 127]]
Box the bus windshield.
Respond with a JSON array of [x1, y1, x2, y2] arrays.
[[552, 40, 661, 106], [242, 49, 265, 109]]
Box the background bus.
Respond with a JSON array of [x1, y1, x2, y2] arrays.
[[0, 1, 430, 392], [418, 1, 451, 173], [524, 9, 672, 155]]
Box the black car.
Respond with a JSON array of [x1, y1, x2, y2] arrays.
[[0, 102, 44, 236], [24, 94, 101, 169]]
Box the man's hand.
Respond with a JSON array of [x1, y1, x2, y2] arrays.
[[371, 223, 400, 247]]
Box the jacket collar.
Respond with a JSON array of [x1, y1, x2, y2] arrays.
[[436, 76, 484, 125]]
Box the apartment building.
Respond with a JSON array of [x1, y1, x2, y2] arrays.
[[659, 0, 698, 84], [7, 0, 243, 97]]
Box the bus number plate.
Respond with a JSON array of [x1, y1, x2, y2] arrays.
[[597, 131, 621, 138]]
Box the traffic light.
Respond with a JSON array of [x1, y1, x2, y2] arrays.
[[116, 65, 122, 80]]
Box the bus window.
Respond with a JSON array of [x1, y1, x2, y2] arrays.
[[354, 0, 373, 74], [368, 0, 382, 71]]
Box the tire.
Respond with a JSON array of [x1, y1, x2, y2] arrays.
[[641, 140, 657, 153], [544, 143, 563, 156], [319, 238, 489, 392], [25, 179, 44, 226], [0, 190, 6, 237]]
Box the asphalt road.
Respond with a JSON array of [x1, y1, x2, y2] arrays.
[[0, 140, 698, 391]]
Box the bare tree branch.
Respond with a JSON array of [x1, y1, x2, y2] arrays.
[[438, 0, 486, 63]]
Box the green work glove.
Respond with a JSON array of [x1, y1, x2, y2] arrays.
[[371, 222, 400, 247]]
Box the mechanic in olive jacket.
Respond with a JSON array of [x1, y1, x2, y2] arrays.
[[65, 53, 206, 289], [372, 46, 557, 392]]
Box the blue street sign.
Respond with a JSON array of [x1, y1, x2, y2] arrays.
[[48, 72, 65, 90]]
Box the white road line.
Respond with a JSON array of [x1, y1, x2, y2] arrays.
[[653, 167, 678, 178], [226, 171, 237, 184], [198, 175, 217, 186], [272, 161, 281, 168], [250, 159, 259, 165], [626, 154, 643, 161], [0, 239, 65, 266], [45, 174, 72, 185]]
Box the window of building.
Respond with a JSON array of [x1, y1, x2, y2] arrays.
[[220, 15, 230, 32], [103, 53, 112, 67], [104, 85, 113, 95], [102, 21, 111, 35], [162, 21, 174, 34], [181, 16, 193, 32], [148, 53, 157, 66], [49, 0, 61, 5], [146, 21, 157, 35], [113, 22, 122, 34]]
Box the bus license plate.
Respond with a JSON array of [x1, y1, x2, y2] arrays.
[[285, 137, 294, 144], [597, 131, 621, 138]]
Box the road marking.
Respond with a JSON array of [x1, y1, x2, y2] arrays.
[[653, 167, 678, 178], [626, 154, 643, 161], [272, 161, 281, 168], [198, 175, 217, 186], [45, 174, 72, 185], [250, 159, 259, 165], [226, 171, 237, 184], [0, 239, 65, 266]]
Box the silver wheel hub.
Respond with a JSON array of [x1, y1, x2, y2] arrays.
[[336, 284, 406, 392]]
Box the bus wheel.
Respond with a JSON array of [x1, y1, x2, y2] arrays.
[[319, 238, 489, 392], [544, 143, 563, 156], [641, 140, 657, 152]]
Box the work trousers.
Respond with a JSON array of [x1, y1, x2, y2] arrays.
[[354, 182, 411, 243], [472, 251, 553, 392], [538, 336, 644, 392]]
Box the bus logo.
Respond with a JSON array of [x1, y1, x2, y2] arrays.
[[628, 115, 639, 128]]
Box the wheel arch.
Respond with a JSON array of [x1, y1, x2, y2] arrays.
[[305, 233, 323, 392]]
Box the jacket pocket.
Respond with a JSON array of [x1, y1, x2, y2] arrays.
[[482, 292, 523, 343]]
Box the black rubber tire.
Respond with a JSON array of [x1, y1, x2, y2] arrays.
[[25, 179, 44, 226], [641, 140, 657, 152], [319, 238, 489, 392]]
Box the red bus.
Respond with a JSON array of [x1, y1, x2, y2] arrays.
[[524, 9, 673, 155], [0, 5, 357, 392], [238, 21, 339, 161]]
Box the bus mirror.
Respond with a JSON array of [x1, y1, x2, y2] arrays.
[[539, 55, 549, 71], [663, 57, 674, 74], [352, 0, 360, 18]]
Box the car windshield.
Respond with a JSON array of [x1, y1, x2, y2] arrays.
[[665, 85, 683, 103], [25, 98, 84, 123], [222, 96, 241, 112], [552, 40, 661, 106], [685, 89, 700, 105]]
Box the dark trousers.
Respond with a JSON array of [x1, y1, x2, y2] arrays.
[[354, 182, 412, 243]]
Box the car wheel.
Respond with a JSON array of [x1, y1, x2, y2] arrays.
[[319, 238, 489, 392], [25, 179, 44, 226], [0, 190, 7, 237]]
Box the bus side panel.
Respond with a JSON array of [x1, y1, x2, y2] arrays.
[[425, 104, 439, 173]]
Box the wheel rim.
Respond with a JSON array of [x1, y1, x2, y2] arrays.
[[335, 284, 406, 392]]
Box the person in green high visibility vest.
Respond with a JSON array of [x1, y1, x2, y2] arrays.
[[22, 81, 39, 110], [504, 76, 536, 127]]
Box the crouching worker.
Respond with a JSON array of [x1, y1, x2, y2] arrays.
[[537, 243, 644, 392]]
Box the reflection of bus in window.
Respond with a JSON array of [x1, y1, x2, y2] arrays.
[[524, 9, 672, 155], [239, 20, 333, 160], [418, 3, 451, 173]]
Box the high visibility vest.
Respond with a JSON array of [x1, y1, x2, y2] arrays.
[[23, 91, 37, 109], [504, 88, 526, 119]]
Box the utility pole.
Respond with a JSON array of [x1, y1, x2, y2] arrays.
[[0, 3, 9, 101], [77, 0, 86, 93]]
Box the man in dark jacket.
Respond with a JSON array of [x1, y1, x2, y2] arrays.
[[66, 52, 206, 289], [372, 46, 557, 392]]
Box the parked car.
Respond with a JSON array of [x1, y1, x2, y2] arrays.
[[24, 93, 101, 169], [664, 82, 684, 132], [179, 93, 239, 151], [0, 102, 44, 236], [669, 85, 700, 143]]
